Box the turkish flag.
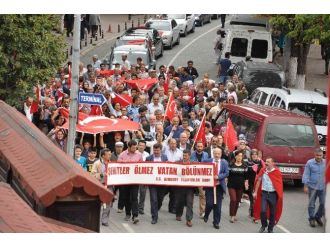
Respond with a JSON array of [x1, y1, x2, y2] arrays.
[[164, 92, 177, 120], [57, 90, 65, 106], [60, 113, 140, 134], [90, 105, 102, 116], [253, 167, 283, 224], [30, 86, 40, 114], [99, 70, 116, 77], [112, 93, 132, 107], [126, 78, 157, 91], [193, 113, 206, 146], [59, 107, 87, 122], [224, 118, 238, 152]]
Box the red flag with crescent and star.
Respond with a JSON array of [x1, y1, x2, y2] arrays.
[[164, 92, 177, 120], [193, 112, 206, 146]]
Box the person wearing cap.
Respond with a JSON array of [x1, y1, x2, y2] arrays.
[[92, 54, 102, 70]]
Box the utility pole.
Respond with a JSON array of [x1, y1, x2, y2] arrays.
[[66, 14, 81, 158]]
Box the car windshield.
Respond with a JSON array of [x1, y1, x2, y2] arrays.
[[264, 123, 315, 147], [168, 14, 185, 19], [288, 103, 327, 126], [147, 21, 171, 31], [113, 51, 148, 66]]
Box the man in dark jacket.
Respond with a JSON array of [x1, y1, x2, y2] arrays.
[[203, 148, 229, 229], [186, 60, 199, 82], [146, 143, 168, 224]]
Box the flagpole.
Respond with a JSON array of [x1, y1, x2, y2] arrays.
[[66, 14, 80, 158], [191, 112, 206, 151], [214, 162, 218, 205]]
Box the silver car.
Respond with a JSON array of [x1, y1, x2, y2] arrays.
[[167, 14, 195, 37], [145, 18, 180, 49]]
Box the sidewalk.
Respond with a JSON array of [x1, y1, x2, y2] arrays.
[[65, 14, 155, 60], [275, 44, 328, 92]]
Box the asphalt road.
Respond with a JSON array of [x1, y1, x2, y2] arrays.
[[79, 18, 325, 233]]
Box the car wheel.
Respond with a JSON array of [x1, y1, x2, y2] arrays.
[[159, 44, 164, 57], [169, 38, 173, 49], [191, 24, 195, 33], [176, 35, 180, 45], [183, 27, 187, 37]]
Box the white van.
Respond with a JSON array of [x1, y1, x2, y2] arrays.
[[222, 25, 273, 64], [247, 87, 328, 151]]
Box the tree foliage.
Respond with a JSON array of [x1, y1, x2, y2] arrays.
[[269, 14, 330, 44], [0, 15, 66, 108]]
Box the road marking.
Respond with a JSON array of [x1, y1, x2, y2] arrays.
[[122, 223, 135, 233], [167, 25, 221, 67], [276, 224, 291, 233], [241, 197, 292, 233]]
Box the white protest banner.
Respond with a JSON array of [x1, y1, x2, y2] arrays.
[[106, 162, 216, 187]]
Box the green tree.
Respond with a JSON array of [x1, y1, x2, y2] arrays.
[[269, 14, 330, 88], [0, 14, 66, 108]]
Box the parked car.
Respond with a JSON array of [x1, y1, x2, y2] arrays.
[[246, 87, 328, 152], [194, 14, 212, 26], [167, 14, 195, 36], [145, 18, 180, 49], [109, 45, 156, 70], [213, 104, 320, 186], [231, 60, 285, 94], [222, 25, 273, 63], [118, 27, 164, 58]]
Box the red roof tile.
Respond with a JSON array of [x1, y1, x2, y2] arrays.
[[0, 182, 92, 232], [0, 101, 113, 206]]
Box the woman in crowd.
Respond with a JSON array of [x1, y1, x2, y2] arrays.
[[227, 150, 249, 223]]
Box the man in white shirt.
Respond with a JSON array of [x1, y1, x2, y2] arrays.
[[21, 96, 34, 122], [164, 138, 183, 214], [121, 53, 131, 70], [92, 54, 102, 70], [148, 94, 164, 115]]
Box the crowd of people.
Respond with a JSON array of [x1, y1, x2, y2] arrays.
[[19, 51, 324, 232]]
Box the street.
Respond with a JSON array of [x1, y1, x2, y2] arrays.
[[77, 18, 326, 233], [101, 182, 323, 233]]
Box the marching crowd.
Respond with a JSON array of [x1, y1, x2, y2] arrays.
[[19, 51, 325, 232]]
